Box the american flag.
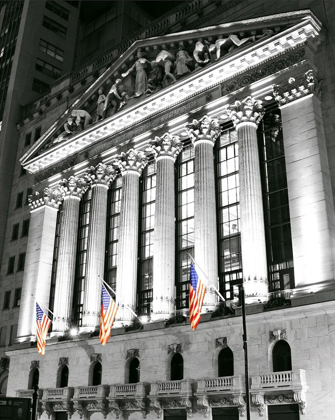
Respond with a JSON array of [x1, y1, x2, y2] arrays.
[[99, 284, 118, 345], [189, 263, 206, 330], [36, 302, 51, 356]]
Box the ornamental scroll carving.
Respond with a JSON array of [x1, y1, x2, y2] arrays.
[[167, 343, 182, 354], [227, 96, 264, 127], [28, 187, 63, 210], [269, 329, 287, 342], [148, 133, 183, 161], [85, 163, 116, 186], [113, 149, 148, 175], [215, 337, 227, 348], [273, 69, 322, 106], [252, 393, 265, 416], [126, 349, 139, 359], [90, 353, 102, 363], [58, 357, 68, 367], [30, 360, 40, 370], [58, 176, 90, 199], [186, 115, 220, 145]]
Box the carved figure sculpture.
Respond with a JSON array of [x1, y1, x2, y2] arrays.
[[122, 49, 150, 98], [52, 109, 92, 144], [154, 49, 177, 86], [71, 109, 92, 130], [175, 42, 193, 78], [104, 79, 124, 116], [193, 41, 211, 67], [96, 88, 106, 121]]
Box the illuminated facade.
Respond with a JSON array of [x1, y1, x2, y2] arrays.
[[1, 1, 335, 420]]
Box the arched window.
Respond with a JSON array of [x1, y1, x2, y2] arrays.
[[171, 353, 183, 381], [273, 340, 292, 372], [129, 358, 140, 384], [218, 347, 234, 377], [92, 362, 102, 386], [59, 365, 69, 388], [28, 368, 39, 389]]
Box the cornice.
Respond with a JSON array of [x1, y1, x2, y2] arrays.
[[21, 13, 322, 175]]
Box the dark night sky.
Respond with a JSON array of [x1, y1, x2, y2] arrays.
[[134, 1, 185, 19]]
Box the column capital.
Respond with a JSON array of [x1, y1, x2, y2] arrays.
[[273, 69, 322, 107], [186, 115, 220, 145], [85, 163, 116, 187], [28, 186, 63, 211], [113, 148, 148, 175], [227, 96, 264, 127], [148, 133, 183, 161], [59, 175, 90, 199]]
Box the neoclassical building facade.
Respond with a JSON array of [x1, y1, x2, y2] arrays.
[[2, 4, 335, 420]]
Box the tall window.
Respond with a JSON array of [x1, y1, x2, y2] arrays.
[[216, 128, 242, 300], [258, 110, 294, 294], [218, 347, 234, 377], [91, 362, 102, 386], [36, 58, 61, 80], [273, 340, 292, 372], [104, 177, 122, 298], [137, 162, 156, 316], [176, 145, 195, 309], [28, 368, 39, 389], [49, 207, 63, 316], [129, 358, 140, 384], [59, 365, 69, 388], [171, 353, 183, 380], [73, 190, 92, 326]]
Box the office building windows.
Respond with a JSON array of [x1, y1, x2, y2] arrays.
[[36, 58, 61, 80], [32, 78, 50, 94], [7, 257, 15, 275], [39, 39, 64, 62], [17, 253, 26, 271], [42, 16, 67, 38], [15, 192, 23, 209], [3, 291, 11, 309], [0, 327, 6, 346], [21, 219, 30, 237], [25, 188, 33, 205], [46, 1, 70, 21], [34, 126, 41, 142], [13, 288, 21, 307], [24, 132, 31, 147], [11, 223, 19, 241]]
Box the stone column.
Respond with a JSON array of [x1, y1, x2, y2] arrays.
[[273, 70, 335, 290], [227, 96, 268, 303], [186, 115, 221, 310], [52, 176, 90, 334], [148, 133, 183, 321], [113, 149, 148, 325], [81, 164, 116, 331], [17, 187, 63, 342]]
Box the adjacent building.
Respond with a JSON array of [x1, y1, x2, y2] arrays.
[[1, 1, 335, 420]]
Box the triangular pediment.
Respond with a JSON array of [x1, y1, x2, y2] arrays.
[[21, 9, 322, 174]]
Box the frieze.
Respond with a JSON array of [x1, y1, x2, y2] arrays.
[[265, 394, 294, 404], [221, 47, 306, 96], [34, 156, 78, 184]]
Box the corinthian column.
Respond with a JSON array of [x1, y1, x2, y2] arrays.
[[227, 96, 268, 302], [148, 133, 183, 320], [52, 176, 90, 334], [17, 187, 63, 342], [113, 149, 148, 325], [82, 163, 116, 331], [186, 115, 221, 310]]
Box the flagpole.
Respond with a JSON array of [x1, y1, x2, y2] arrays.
[[240, 284, 251, 420], [31, 294, 54, 317], [187, 253, 225, 302]]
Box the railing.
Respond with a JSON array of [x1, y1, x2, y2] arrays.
[[260, 372, 292, 387], [115, 384, 137, 395], [158, 381, 181, 393], [78, 386, 99, 396], [205, 377, 233, 390], [251, 370, 308, 391], [17, 389, 33, 398], [48, 388, 64, 397]]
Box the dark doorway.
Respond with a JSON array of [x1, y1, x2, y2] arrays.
[[60, 365, 69, 388], [92, 362, 102, 386], [212, 407, 239, 419], [55, 413, 68, 420], [171, 353, 183, 380], [273, 340, 292, 372], [164, 409, 187, 420], [31, 369, 39, 388], [268, 404, 299, 420], [129, 358, 140, 383], [218, 347, 234, 377]]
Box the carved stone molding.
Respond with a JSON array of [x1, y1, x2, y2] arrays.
[[59, 176, 90, 199], [269, 329, 287, 342], [86, 401, 109, 418], [150, 398, 162, 419], [265, 394, 294, 404], [227, 96, 264, 127], [113, 149, 148, 175], [41, 401, 54, 419], [30, 360, 40, 370], [163, 398, 193, 416], [293, 390, 307, 415], [0, 357, 9, 371], [90, 353, 102, 363], [28, 187, 62, 210], [196, 395, 210, 418], [53, 402, 74, 418], [126, 349, 139, 359], [215, 337, 227, 348], [232, 394, 246, 417], [167, 343, 182, 354], [73, 401, 87, 419], [148, 133, 183, 161], [85, 163, 116, 186], [58, 357, 69, 367], [109, 400, 121, 419], [209, 397, 235, 407], [273, 69, 322, 106], [186, 115, 220, 145], [252, 393, 265, 417]]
